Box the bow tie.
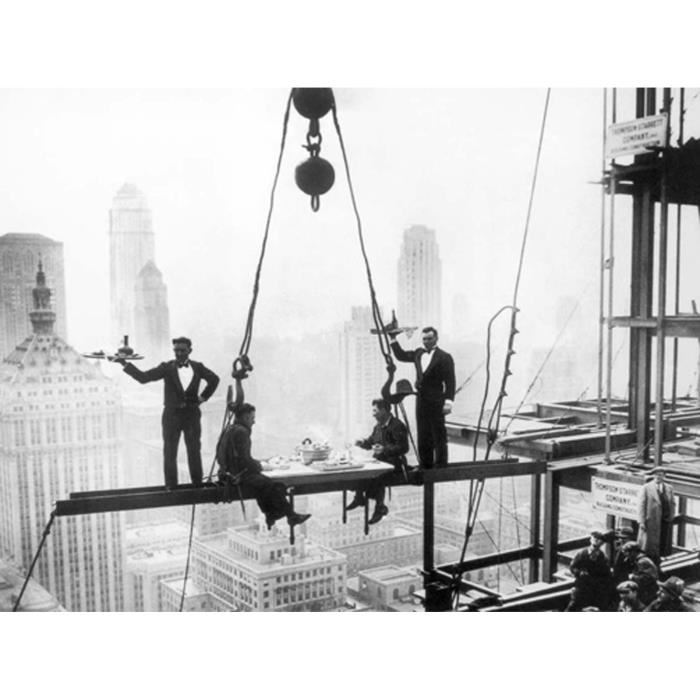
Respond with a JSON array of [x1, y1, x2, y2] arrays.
[[177, 362, 190, 368]]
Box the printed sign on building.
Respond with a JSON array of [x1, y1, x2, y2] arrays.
[[606, 113, 668, 159], [591, 477, 642, 519]]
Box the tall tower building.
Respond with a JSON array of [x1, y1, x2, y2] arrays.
[[134, 260, 171, 362], [109, 183, 170, 355], [339, 306, 386, 438], [397, 225, 442, 331], [0, 233, 67, 360], [0, 264, 125, 611]]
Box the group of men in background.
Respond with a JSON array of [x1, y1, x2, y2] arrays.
[[567, 469, 695, 612]]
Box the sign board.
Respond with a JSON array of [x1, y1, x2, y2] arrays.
[[591, 477, 642, 519], [606, 113, 668, 158]]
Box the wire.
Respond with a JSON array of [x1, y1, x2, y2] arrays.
[[179, 503, 197, 612], [13, 508, 56, 612], [238, 90, 294, 361], [331, 102, 393, 364]]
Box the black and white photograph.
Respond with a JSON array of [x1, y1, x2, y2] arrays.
[[1, 4, 698, 699]]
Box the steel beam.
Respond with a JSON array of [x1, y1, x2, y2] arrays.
[[528, 472, 541, 583], [58, 458, 536, 517], [542, 470, 560, 582], [437, 545, 538, 576]]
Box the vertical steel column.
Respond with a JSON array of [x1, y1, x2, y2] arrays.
[[528, 472, 542, 583], [628, 88, 657, 461], [423, 481, 435, 573], [542, 469, 559, 582], [598, 88, 608, 427], [677, 496, 687, 548], [672, 88, 685, 410], [654, 88, 672, 466]]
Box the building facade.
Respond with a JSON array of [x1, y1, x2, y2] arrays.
[[0, 233, 67, 360], [397, 224, 442, 331], [339, 306, 387, 439], [0, 265, 125, 611], [191, 520, 347, 611]]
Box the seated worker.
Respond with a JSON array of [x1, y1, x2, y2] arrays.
[[566, 530, 613, 611], [346, 399, 409, 526], [217, 403, 310, 529], [644, 576, 695, 612], [616, 581, 644, 612]]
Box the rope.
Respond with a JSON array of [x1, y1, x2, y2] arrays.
[[238, 90, 294, 362], [330, 102, 393, 364], [454, 360, 485, 396], [453, 89, 551, 605], [13, 508, 56, 612], [486, 88, 551, 456], [503, 288, 588, 433], [179, 503, 197, 612]]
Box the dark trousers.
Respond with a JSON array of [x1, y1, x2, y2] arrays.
[[243, 472, 293, 522], [161, 406, 202, 487], [416, 398, 448, 468], [353, 461, 404, 506]]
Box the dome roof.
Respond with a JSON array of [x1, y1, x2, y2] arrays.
[[1, 332, 108, 383]]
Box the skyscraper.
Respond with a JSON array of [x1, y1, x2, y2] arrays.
[[0, 265, 125, 611], [339, 306, 387, 439], [397, 224, 442, 331], [109, 183, 170, 354], [0, 233, 67, 360], [134, 260, 171, 362]]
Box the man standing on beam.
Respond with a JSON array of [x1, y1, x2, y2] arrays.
[[118, 336, 220, 488], [390, 326, 455, 469]]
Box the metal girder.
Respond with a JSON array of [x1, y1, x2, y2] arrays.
[[56, 458, 537, 518], [436, 545, 538, 576], [610, 315, 700, 338]]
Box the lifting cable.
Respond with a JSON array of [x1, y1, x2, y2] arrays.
[[330, 103, 393, 364], [179, 91, 408, 607], [180, 91, 294, 610], [452, 89, 551, 606], [330, 100, 421, 466], [12, 508, 56, 612]]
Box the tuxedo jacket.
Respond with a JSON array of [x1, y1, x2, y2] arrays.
[[390, 341, 456, 403], [123, 359, 219, 408]]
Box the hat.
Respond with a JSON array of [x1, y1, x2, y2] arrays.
[[590, 530, 606, 540], [615, 527, 634, 540], [659, 576, 684, 599], [616, 580, 638, 593], [622, 541, 642, 553]]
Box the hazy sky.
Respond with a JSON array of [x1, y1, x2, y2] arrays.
[[2, 88, 700, 398]]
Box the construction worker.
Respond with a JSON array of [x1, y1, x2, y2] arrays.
[[566, 530, 613, 611], [217, 403, 310, 530], [616, 581, 644, 612], [644, 576, 695, 612], [346, 398, 409, 525]]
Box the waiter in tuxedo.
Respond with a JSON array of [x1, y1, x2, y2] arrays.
[[390, 326, 455, 468], [119, 336, 219, 488]]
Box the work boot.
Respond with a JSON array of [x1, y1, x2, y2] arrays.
[[368, 504, 389, 525], [345, 494, 366, 511], [287, 512, 311, 527]]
